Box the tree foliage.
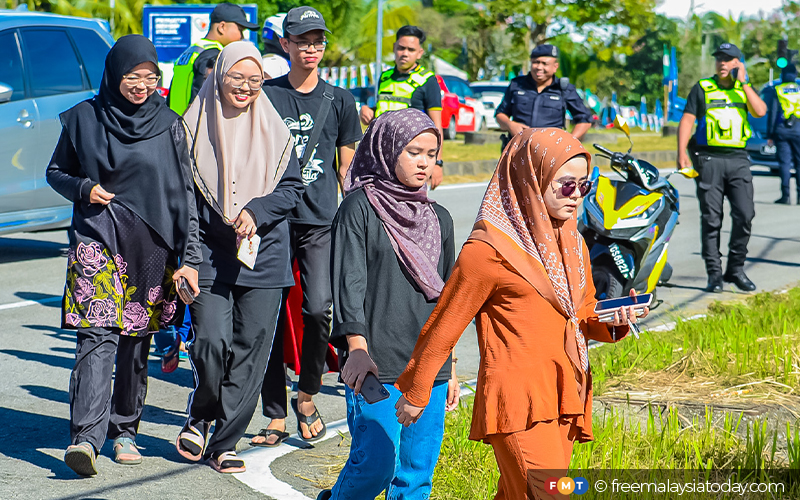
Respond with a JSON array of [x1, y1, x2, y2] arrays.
[[12, 0, 799, 105]]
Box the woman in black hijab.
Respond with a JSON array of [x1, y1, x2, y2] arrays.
[[46, 35, 201, 476]]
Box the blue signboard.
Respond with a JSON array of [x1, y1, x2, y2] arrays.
[[143, 4, 258, 63]]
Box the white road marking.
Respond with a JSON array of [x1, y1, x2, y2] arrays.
[[234, 379, 479, 499], [436, 182, 489, 191], [0, 296, 60, 311]]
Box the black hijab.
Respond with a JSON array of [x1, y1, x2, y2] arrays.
[[60, 35, 191, 257], [96, 34, 177, 141]]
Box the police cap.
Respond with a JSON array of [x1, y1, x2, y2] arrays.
[[530, 44, 559, 59], [210, 3, 259, 30], [712, 42, 743, 61]]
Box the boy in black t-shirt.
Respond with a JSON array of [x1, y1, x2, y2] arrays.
[[254, 6, 362, 446]]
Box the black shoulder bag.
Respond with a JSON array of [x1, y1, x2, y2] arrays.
[[300, 82, 336, 168]]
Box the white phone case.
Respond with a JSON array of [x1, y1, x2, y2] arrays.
[[237, 234, 261, 270]]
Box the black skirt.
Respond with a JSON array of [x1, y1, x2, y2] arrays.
[[62, 201, 183, 337]]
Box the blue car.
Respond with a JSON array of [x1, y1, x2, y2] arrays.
[[0, 10, 113, 235]]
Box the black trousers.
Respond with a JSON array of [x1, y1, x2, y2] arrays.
[[69, 327, 150, 452], [774, 122, 800, 199], [261, 223, 332, 419], [693, 152, 755, 276], [187, 282, 281, 458]]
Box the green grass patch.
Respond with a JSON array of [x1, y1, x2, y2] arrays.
[[441, 136, 502, 163], [592, 132, 676, 153], [591, 289, 800, 397], [440, 131, 676, 166], [433, 398, 800, 499]]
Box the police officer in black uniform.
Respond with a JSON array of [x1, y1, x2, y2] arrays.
[[764, 64, 800, 204], [495, 44, 592, 143], [677, 43, 767, 293]]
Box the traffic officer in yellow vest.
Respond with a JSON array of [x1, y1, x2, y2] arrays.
[[765, 64, 800, 204], [167, 3, 258, 114], [359, 26, 444, 188], [677, 43, 767, 293]]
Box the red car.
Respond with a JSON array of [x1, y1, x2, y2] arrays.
[[437, 75, 476, 140]]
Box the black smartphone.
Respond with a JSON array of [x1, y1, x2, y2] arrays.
[[177, 277, 194, 305], [594, 293, 653, 314], [360, 372, 390, 404], [731, 67, 739, 81]]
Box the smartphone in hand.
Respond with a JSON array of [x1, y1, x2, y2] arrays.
[[361, 372, 390, 404], [177, 277, 195, 305]]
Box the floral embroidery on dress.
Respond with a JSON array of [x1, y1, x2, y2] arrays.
[[63, 243, 178, 336]]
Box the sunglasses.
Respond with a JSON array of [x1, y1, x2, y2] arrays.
[[553, 178, 593, 197]]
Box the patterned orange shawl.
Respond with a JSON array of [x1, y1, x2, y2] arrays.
[[469, 128, 593, 405]]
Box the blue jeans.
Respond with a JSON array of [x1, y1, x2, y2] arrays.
[[330, 381, 448, 500]]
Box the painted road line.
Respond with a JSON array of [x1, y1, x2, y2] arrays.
[[236, 418, 350, 500], [436, 182, 489, 191], [0, 296, 61, 311], [234, 378, 479, 499]]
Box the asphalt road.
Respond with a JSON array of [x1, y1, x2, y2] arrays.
[[1, 169, 799, 500]]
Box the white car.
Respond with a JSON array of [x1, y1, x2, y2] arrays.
[[469, 81, 510, 130]]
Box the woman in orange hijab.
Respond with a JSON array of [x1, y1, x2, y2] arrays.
[[395, 128, 647, 499]]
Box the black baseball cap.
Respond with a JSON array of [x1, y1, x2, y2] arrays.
[[282, 6, 330, 36], [210, 3, 259, 30], [531, 44, 559, 59], [712, 42, 743, 61]]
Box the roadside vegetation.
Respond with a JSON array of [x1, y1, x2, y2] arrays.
[[431, 288, 800, 499], [301, 289, 800, 498]]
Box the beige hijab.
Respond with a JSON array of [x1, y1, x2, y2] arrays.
[[184, 41, 293, 223]]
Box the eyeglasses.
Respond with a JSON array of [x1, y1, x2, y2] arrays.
[[552, 178, 593, 197], [224, 73, 264, 91], [287, 39, 328, 51], [122, 74, 160, 87]]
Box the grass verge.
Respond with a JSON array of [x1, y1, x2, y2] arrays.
[[433, 398, 800, 499], [591, 289, 800, 399]]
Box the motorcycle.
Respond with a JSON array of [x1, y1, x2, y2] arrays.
[[578, 117, 698, 300]]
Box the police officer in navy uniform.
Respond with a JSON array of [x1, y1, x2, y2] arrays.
[[495, 44, 593, 142], [677, 43, 767, 293], [764, 64, 800, 204]]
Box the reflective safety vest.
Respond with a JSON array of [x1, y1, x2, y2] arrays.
[[375, 65, 435, 117], [696, 78, 751, 148], [776, 82, 800, 120], [168, 39, 224, 114]]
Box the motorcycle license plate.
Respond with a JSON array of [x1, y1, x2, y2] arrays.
[[761, 144, 777, 156]]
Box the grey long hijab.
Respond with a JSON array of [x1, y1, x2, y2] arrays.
[[344, 108, 444, 300]]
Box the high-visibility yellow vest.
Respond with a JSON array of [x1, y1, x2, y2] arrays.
[[697, 78, 751, 148], [168, 39, 224, 114], [776, 82, 800, 120], [375, 65, 435, 117]]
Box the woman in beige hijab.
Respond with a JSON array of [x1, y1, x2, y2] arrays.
[[175, 41, 303, 474]]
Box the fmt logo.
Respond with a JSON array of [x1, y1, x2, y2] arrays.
[[545, 476, 589, 495]]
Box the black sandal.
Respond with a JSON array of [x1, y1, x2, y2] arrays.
[[250, 428, 290, 448], [290, 397, 327, 443]]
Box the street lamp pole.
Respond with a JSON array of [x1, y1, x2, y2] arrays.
[[374, 0, 383, 101], [109, 0, 115, 33]]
